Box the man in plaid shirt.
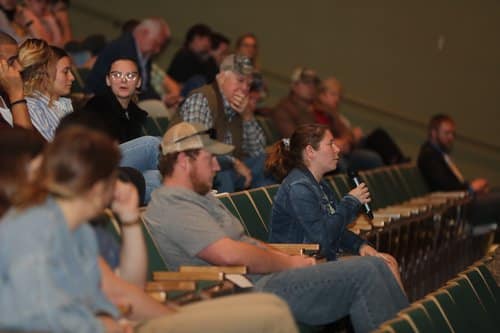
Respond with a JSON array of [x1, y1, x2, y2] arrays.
[[179, 54, 273, 192]]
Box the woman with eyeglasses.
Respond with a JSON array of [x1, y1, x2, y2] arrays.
[[18, 39, 74, 141], [83, 57, 148, 143]]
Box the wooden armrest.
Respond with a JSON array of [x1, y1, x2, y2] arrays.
[[179, 265, 247, 274], [146, 281, 196, 292], [153, 271, 224, 281], [268, 243, 320, 256], [200, 280, 237, 299]]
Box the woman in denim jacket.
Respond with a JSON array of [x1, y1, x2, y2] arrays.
[[267, 124, 403, 289]]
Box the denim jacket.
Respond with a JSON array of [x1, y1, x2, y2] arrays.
[[269, 168, 366, 260], [0, 197, 118, 332]]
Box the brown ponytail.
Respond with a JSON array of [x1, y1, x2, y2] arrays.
[[265, 124, 328, 181]]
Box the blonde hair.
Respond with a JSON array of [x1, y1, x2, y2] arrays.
[[18, 39, 54, 97]]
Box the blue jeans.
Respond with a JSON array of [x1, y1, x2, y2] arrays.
[[254, 256, 408, 332], [215, 153, 276, 193], [119, 136, 162, 203]]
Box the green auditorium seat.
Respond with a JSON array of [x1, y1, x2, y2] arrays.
[[426, 289, 469, 333], [155, 117, 170, 135], [399, 305, 437, 333], [331, 174, 351, 197], [216, 193, 244, 222], [418, 299, 454, 333], [229, 191, 269, 241], [379, 317, 416, 333], [474, 264, 500, 301], [444, 280, 496, 332], [459, 268, 500, 328], [140, 215, 170, 280], [248, 187, 274, 227], [263, 184, 280, 202], [142, 117, 163, 137]]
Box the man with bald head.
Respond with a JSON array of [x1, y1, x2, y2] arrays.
[[85, 17, 170, 100]]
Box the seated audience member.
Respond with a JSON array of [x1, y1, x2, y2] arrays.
[[203, 31, 230, 84], [65, 34, 107, 70], [85, 17, 170, 100], [0, 31, 32, 129], [272, 67, 318, 138], [314, 77, 383, 172], [178, 53, 273, 192], [18, 43, 160, 199], [266, 124, 403, 288], [165, 23, 213, 97], [18, 39, 74, 140], [418, 114, 500, 225], [144, 121, 409, 332], [0, 0, 30, 41], [274, 70, 406, 168], [235, 33, 260, 69], [0, 127, 44, 216], [21, 0, 65, 46], [50, 0, 72, 44], [83, 57, 148, 143], [0, 125, 300, 333], [0, 126, 130, 331]]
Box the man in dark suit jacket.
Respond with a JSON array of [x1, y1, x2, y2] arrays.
[[418, 114, 499, 225], [85, 17, 170, 100]]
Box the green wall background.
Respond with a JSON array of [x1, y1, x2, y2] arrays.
[[69, 0, 500, 185]]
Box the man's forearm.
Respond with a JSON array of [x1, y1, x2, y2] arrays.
[[198, 238, 308, 274]]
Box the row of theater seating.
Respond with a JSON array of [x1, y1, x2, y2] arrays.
[[214, 163, 494, 301], [102, 163, 496, 331], [374, 258, 499, 333]]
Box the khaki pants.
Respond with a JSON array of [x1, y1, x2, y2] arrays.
[[136, 293, 298, 333]]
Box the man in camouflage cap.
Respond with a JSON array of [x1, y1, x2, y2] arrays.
[[178, 53, 273, 192]]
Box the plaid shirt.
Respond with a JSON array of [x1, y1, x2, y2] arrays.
[[180, 92, 266, 157]]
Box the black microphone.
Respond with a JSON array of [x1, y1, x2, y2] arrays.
[[348, 171, 374, 220]]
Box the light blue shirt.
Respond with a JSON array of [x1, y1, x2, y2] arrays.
[[26, 91, 73, 141], [0, 197, 118, 332]]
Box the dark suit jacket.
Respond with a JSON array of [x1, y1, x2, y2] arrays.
[[417, 141, 469, 191], [84, 32, 159, 100]]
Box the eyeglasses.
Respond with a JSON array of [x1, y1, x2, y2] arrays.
[[109, 71, 139, 81], [173, 128, 217, 144]]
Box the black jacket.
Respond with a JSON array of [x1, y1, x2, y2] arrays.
[[417, 141, 468, 191], [83, 90, 148, 143]]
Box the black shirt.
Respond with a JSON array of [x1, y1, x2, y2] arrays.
[[83, 90, 148, 143], [167, 48, 211, 84]]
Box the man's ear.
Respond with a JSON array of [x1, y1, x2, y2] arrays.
[[177, 152, 190, 170], [105, 75, 111, 87]]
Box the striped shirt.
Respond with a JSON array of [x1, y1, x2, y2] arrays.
[[26, 91, 73, 141]]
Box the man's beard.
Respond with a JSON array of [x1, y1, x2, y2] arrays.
[[189, 165, 212, 195], [438, 141, 453, 154]]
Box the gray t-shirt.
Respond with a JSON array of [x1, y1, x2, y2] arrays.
[[144, 186, 259, 272]]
